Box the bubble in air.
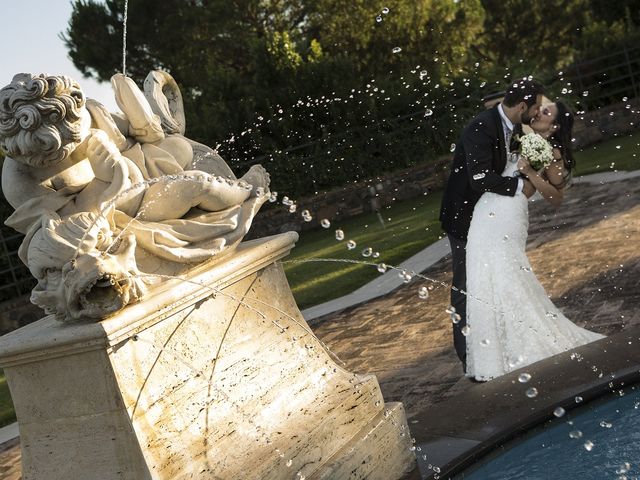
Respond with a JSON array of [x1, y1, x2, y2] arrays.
[[575, 396, 583, 403], [569, 430, 583, 439], [424, 109, 434, 117], [335, 229, 345, 241], [375, 15, 382, 22], [418, 286, 429, 299], [372, 251, 380, 258], [450, 143, 456, 152], [584, 440, 594, 451], [269, 191, 278, 203], [346, 240, 357, 250], [480, 339, 490, 346], [289, 203, 297, 213], [518, 373, 531, 383], [461, 325, 470, 336], [361, 247, 373, 257], [320, 219, 331, 228], [452, 313, 461, 324], [301, 210, 312, 222], [377, 263, 388, 273], [392, 47, 402, 54], [599, 420, 612, 428], [286, 459, 293, 467], [382, 7, 389, 14]]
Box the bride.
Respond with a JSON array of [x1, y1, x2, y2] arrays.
[[465, 100, 605, 381]]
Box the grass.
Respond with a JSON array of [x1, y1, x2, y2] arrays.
[[574, 131, 640, 175], [0, 370, 16, 427], [286, 131, 640, 309], [284, 191, 444, 309]]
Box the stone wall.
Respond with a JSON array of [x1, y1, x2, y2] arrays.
[[250, 98, 640, 238]]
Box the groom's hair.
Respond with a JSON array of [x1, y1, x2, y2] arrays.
[[502, 78, 544, 108]]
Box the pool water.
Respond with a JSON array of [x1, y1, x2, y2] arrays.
[[459, 386, 640, 479]]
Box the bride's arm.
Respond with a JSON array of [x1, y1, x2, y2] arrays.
[[517, 151, 566, 208]]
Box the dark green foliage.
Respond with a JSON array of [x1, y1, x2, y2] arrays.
[[62, 0, 640, 197]]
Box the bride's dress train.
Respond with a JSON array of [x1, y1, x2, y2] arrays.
[[465, 162, 604, 381]]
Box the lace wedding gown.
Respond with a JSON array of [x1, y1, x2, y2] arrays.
[[465, 157, 604, 381]]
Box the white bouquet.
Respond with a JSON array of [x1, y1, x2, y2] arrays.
[[519, 132, 554, 171]]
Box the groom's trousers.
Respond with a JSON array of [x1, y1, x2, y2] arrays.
[[447, 234, 467, 371]]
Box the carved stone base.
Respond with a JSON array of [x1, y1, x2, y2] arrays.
[[0, 233, 415, 479]]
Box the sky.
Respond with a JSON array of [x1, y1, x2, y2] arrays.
[[1, 0, 119, 111]]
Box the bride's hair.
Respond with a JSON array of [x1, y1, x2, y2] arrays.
[[549, 100, 575, 171]]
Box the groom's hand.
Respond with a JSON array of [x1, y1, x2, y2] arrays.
[[522, 179, 536, 198]]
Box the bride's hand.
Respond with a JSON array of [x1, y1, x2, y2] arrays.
[[517, 156, 534, 177]]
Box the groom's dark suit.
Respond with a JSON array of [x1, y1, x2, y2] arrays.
[[439, 105, 521, 371]]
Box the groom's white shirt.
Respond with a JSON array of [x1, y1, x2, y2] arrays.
[[498, 103, 524, 195]]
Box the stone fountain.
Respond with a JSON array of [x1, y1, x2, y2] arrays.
[[0, 71, 415, 479]]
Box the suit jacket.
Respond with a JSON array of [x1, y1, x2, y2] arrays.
[[439, 105, 520, 240]]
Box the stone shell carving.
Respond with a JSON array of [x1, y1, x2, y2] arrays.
[[0, 71, 270, 321]]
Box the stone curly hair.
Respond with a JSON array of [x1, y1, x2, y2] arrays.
[[0, 73, 86, 167]]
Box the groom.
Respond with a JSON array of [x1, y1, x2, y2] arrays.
[[439, 78, 544, 373]]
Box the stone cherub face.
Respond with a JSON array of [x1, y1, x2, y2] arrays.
[[0, 73, 90, 168]]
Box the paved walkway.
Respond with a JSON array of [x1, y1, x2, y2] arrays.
[[1, 171, 639, 478]]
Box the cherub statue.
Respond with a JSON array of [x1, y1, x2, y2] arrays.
[[0, 71, 270, 320]]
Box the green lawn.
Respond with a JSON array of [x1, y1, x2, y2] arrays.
[[574, 131, 640, 175], [286, 131, 640, 309], [0, 370, 16, 427], [284, 192, 444, 309]]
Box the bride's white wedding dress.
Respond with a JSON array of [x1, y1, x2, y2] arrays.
[[465, 157, 604, 381]]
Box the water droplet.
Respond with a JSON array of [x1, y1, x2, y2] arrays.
[[450, 143, 456, 152], [575, 396, 583, 403], [545, 312, 558, 318], [361, 247, 373, 257], [445, 306, 457, 314], [377, 263, 387, 273], [375, 15, 382, 22], [525, 387, 538, 398], [461, 325, 471, 336], [418, 286, 429, 299], [503, 234, 510, 241], [508, 355, 524, 367], [286, 459, 293, 467], [372, 251, 380, 258], [346, 240, 357, 250], [584, 440, 594, 451], [399, 270, 412, 283], [335, 229, 345, 241], [518, 373, 532, 383], [582, 91, 589, 97], [382, 7, 389, 14], [561, 88, 568, 94], [452, 313, 461, 324], [480, 339, 490, 346], [392, 47, 402, 54], [301, 210, 312, 222], [488, 212, 496, 218], [553, 407, 566, 417], [269, 191, 278, 203], [424, 108, 434, 117], [282, 196, 292, 206], [320, 219, 331, 228], [569, 430, 583, 439], [289, 204, 297, 213], [473, 173, 486, 180], [599, 420, 613, 428]]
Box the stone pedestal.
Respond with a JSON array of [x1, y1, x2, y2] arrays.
[[0, 233, 415, 479]]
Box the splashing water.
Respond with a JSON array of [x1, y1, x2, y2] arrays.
[[122, 0, 129, 75]]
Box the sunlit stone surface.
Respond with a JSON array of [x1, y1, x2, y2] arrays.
[[0, 233, 415, 479]]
